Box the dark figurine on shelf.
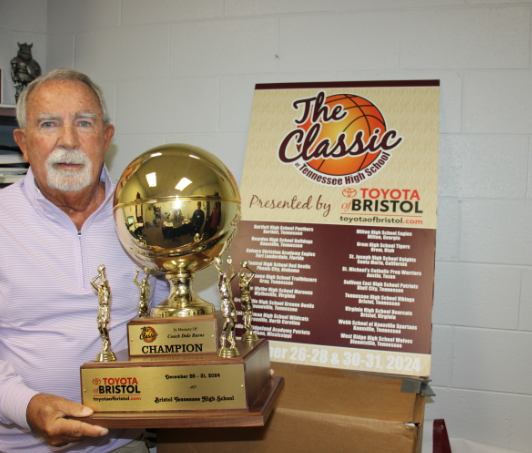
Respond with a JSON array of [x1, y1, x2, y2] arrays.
[[11, 42, 42, 103]]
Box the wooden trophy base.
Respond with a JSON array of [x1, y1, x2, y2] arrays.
[[80, 339, 284, 428]]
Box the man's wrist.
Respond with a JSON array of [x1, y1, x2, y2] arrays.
[[1, 383, 38, 430]]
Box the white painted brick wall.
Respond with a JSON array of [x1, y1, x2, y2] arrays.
[[400, 6, 530, 69], [280, 13, 401, 72], [452, 328, 532, 394], [519, 268, 532, 330], [433, 262, 521, 329], [122, 0, 223, 25], [464, 71, 532, 134], [171, 18, 279, 76], [439, 134, 529, 199], [3, 0, 532, 450], [427, 387, 515, 447], [47, 0, 120, 33], [460, 200, 532, 265]]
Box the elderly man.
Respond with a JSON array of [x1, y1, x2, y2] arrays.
[[0, 69, 153, 452]]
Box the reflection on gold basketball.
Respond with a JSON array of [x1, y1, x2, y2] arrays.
[[299, 94, 386, 176], [114, 144, 241, 317]]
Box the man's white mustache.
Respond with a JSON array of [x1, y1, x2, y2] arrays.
[[47, 149, 88, 166]]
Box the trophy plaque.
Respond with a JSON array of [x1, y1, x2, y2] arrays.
[[80, 145, 283, 428]]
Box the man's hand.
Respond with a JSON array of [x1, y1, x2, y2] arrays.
[[26, 394, 108, 447]]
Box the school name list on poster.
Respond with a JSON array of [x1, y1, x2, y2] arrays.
[[231, 81, 439, 377]]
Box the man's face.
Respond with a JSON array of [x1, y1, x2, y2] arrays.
[[14, 79, 114, 196]]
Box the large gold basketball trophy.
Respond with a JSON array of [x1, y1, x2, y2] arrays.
[[80, 144, 283, 428]]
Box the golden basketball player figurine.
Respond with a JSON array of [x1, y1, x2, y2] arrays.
[[133, 267, 151, 318], [239, 261, 259, 342], [215, 257, 239, 358], [91, 265, 116, 362]]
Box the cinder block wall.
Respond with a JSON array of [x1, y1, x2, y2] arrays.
[[3, 0, 532, 451]]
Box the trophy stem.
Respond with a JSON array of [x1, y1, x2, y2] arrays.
[[150, 270, 215, 317]]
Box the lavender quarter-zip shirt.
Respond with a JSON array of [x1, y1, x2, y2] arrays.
[[0, 166, 160, 452]]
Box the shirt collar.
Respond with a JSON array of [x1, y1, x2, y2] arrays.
[[22, 165, 115, 217]]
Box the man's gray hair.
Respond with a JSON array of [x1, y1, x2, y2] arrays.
[[16, 68, 110, 129]]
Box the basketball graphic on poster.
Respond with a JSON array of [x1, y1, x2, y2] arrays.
[[297, 94, 387, 176]]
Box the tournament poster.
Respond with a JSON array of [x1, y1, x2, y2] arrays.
[[231, 81, 439, 377]]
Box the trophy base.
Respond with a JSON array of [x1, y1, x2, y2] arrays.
[[83, 376, 283, 429], [217, 346, 240, 358], [95, 351, 117, 362], [241, 332, 259, 342], [80, 339, 282, 428]]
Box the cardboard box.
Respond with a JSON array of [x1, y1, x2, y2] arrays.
[[158, 362, 425, 453]]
